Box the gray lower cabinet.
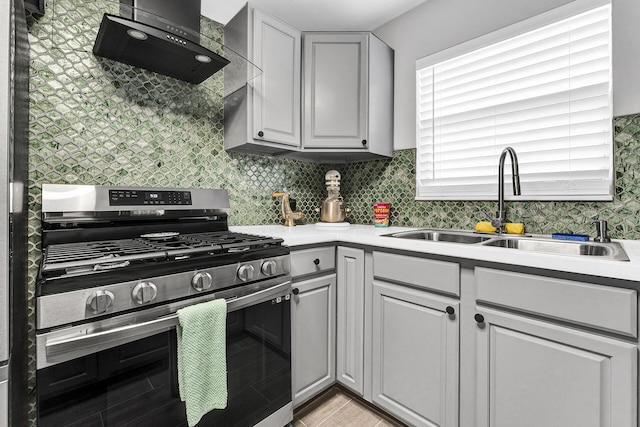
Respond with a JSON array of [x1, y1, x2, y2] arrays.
[[371, 280, 460, 427], [291, 246, 638, 426], [336, 247, 365, 395], [291, 273, 336, 407], [472, 267, 638, 427], [473, 307, 637, 427]]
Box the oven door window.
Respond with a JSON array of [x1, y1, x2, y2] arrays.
[[37, 298, 291, 427]]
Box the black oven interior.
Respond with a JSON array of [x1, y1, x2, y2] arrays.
[[37, 297, 291, 427]]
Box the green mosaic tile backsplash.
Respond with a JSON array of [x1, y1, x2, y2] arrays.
[[339, 117, 640, 239], [24, 0, 640, 423]]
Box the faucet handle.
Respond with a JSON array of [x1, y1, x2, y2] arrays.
[[491, 209, 507, 232], [592, 220, 611, 243]]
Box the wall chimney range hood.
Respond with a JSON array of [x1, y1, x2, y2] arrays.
[[93, 0, 230, 84]]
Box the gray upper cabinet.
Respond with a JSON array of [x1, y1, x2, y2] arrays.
[[224, 4, 301, 154], [296, 32, 393, 162], [303, 33, 367, 149], [224, 8, 395, 163]]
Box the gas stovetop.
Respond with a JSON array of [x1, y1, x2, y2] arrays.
[[36, 185, 292, 327], [41, 231, 284, 278]]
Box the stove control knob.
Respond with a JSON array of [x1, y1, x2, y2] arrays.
[[192, 272, 213, 292], [132, 282, 158, 305], [87, 290, 114, 314], [261, 260, 277, 276], [237, 264, 255, 282]]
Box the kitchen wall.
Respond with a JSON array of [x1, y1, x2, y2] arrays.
[[375, 0, 640, 150], [23, 0, 640, 423]]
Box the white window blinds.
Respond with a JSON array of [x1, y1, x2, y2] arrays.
[[415, 2, 613, 201]]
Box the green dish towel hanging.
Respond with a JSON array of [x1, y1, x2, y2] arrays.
[[177, 298, 227, 427]]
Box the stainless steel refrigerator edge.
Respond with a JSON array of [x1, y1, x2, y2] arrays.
[[1, 0, 30, 425], [0, 0, 10, 421]]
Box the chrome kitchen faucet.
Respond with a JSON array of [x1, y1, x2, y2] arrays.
[[491, 147, 521, 233]]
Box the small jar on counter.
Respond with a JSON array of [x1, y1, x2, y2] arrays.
[[373, 202, 390, 227]]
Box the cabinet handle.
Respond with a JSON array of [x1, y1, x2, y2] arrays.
[[445, 306, 455, 315], [292, 288, 300, 295], [474, 313, 485, 324], [258, 131, 264, 137], [361, 139, 367, 146], [313, 258, 320, 265]]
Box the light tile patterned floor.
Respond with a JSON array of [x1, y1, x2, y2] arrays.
[[294, 387, 405, 427]]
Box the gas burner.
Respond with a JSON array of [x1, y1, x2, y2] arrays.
[[140, 231, 180, 241], [227, 247, 250, 253]]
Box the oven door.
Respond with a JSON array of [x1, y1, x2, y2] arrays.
[[36, 279, 292, 427]]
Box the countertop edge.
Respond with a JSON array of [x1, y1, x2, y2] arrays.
[[230, 224, 640, 283]]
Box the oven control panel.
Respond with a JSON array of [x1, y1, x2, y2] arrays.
[[37, 255, 292, 330], [109, 190, 192, 206]]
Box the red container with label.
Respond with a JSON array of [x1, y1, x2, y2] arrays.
[[373, 202, 390, 227]]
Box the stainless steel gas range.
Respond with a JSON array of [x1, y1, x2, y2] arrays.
[[35, 184, 293, 427]]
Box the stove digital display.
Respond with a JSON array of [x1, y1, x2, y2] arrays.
[[109, 190, 192, 206]]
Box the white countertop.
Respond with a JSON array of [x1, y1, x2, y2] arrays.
[[230, 224, 640, 282]]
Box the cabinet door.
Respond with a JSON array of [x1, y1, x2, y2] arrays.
[[252, 10, 300, 147], [474, 307, 637, 427], [336, 247, 365, 395], [372, 280, 459, 427], [291, 274, 336, 407], [303, 33, 368, 149]]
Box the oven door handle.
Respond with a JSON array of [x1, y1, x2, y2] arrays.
[[44, 280, 291, 360]]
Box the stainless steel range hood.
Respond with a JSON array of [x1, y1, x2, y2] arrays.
[[93, 0, 230, 84]]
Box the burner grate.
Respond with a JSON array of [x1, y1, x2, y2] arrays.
[[40, 232, 284, 276], [45, 239, 160, 263], [42, 239, 168, 275], [182, 231, 283, 247]]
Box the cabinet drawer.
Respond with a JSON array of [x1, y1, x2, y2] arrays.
[[291, 247, 335, 278], [373, 252, 460, 296], [475, 267, 638, 337]]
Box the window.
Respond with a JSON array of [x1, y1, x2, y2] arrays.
[[415, 1, 612, 201]]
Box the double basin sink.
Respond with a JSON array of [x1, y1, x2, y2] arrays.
[[385, 229, 629, 261]]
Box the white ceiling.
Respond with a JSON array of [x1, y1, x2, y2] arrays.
[[201, 0, 429, 31]]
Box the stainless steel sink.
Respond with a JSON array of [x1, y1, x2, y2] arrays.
[[483, 237, 630, 261], [385, 229, 494, 244], [385, 228, 630, 261]]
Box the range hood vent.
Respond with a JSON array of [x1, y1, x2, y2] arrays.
[[37, 0, 261, 94], [92, 0, 229, 84]]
